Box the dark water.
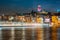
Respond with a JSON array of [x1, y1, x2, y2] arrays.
[[57, 28, 60, 40], [0, 26, 60, 40]]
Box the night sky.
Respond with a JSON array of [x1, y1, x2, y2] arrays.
[[0, 0, 60, 13]]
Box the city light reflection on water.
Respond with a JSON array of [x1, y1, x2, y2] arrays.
[[0, 23, 60, 40], [0, 24, 51, 40]]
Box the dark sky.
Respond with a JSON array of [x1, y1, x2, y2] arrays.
[[0, 0, 60, 13]]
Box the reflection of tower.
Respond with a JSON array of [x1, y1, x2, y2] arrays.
[[37, 5, 42, 12]]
